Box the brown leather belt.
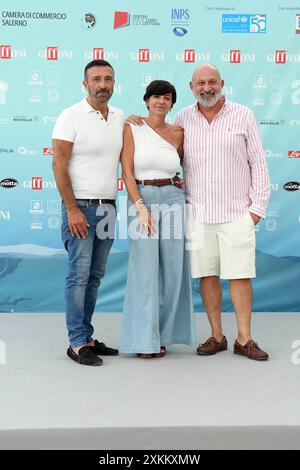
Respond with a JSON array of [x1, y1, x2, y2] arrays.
[[135, 175, 183, 188]]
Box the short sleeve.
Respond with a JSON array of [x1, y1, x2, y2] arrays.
[[52, 108, 76, 142]]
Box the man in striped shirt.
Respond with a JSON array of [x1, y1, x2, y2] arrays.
[[174, 64, 271, 361]]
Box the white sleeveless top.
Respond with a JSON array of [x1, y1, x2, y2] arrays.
[[130, 122, 181, 179]]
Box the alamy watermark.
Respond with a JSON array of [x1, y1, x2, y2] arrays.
[[95, 197, 204, 249]]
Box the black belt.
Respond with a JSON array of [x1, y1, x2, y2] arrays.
[[76, 199, 116, 206]]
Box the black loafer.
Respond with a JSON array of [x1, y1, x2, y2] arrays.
[[89, 339, 119, 356], [67, 346, 103, 366]]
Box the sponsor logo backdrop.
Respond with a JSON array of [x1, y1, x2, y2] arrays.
[[0, 0, 299, 312]]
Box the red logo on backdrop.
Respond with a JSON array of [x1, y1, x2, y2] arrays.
[[118, 178, 124, 191], [288, 151, 300, 158], [47, 47, 58, 60], [275, 50, 286, 64], [184, 49, 195, 63], [43, 148, 53, 156], [93, 48, 104, 60], [139, 49, 150, 62], [114, 11, 130, 29], [230, 50, 241, 63], [32, 177, 43, 190], [0, 45, 11, 59]]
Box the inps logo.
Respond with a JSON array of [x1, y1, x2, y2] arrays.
[[171, 8, 189, 37], [173, 27, 188, 37], [171, 9, 189, 20]]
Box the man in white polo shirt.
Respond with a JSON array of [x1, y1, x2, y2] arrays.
[[52, 60, 124, 366]]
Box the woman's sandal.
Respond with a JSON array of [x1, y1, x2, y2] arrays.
[[152, 346, 166, 358], [137, 347, 166, 359], [137, 353, 153, 359]]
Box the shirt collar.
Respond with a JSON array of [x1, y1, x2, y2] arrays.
[[82, 98, 115, 114]]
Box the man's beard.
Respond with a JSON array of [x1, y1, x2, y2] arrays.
[[88, 87, 112, 102], [194, 90, 222, 108]]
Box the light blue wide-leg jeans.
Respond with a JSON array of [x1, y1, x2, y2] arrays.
[[120, 184, 196, 353]]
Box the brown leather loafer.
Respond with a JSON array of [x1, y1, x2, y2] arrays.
[[234, 339, 269, 361], [197, 336, 228, 355]]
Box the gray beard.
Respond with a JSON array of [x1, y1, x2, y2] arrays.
[[195, 92, 221, 108]]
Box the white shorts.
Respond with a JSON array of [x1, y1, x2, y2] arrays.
[[186, 212, 256, 279]]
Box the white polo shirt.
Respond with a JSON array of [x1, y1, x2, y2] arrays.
[[52, 98, 125, 199]]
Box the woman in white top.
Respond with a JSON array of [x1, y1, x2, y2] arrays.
[[120, 80, 196, 357]]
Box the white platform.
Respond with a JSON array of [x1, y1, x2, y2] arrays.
[[0, 313, 299, 450]]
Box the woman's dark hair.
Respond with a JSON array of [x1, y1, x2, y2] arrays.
[[143, 80, 177, 107]]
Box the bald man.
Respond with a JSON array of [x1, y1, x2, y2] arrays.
[[174, 64, 270, 361]]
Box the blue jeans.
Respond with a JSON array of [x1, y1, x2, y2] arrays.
[[120, 185, 196, 353], [61, 200, 116, 347]]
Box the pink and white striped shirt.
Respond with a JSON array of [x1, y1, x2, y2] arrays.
[[174, 98, 270, 223]]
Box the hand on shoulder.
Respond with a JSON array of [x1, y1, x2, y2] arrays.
[[169, 124, 184, 135]]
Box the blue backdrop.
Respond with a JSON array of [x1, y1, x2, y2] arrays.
[[0, 0, 299, 312]]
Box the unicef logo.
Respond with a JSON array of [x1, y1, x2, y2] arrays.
[[81, 13, 96, 30]]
